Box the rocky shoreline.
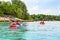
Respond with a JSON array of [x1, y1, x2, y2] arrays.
[[0, 17, 34, 22]]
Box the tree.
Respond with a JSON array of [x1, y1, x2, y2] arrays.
[[11, 0, 29, 20]]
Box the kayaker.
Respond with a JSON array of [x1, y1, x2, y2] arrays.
[[16, 21, 21, 28], [40, 21, 45, 25], [10, 21, 17, 30]]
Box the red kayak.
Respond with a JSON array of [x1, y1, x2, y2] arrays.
[[10, 23, 18, 30], [40, 21, 45, 25]]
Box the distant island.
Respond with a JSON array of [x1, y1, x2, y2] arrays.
[[0, 0, 60, 22]]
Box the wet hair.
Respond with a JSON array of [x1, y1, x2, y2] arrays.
[[12, 20, 15, 22]]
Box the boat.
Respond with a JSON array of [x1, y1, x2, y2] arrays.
[[40, 21, 45, 25]]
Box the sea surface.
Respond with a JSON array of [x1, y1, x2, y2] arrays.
[[0, 21, 60, 40]]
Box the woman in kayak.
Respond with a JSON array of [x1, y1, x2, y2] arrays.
[[10, 21, 18, 30]]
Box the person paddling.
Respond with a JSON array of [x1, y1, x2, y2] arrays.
[[10, 21, 17, 30], [40, 20, 45, 25], [16, 21, 21, 28]]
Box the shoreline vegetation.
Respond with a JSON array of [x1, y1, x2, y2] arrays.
[[0, 17, 34, 22], [0, 16, 60, 22], [0, 14, 60, 22], [0, 15, 34, 22], [0, 0, 60, 22]]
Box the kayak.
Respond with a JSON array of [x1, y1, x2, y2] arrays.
[[40, 21, 45, 25], [10, 24, 21, 30]]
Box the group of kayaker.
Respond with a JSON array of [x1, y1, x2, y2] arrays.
[[10, 20, 45, 30], [10, 21, 20, 30]]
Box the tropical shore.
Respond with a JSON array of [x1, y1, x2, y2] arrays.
[[0, 16, 34, 22]]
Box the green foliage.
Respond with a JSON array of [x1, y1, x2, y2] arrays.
[[0, 13, 4, 16], [0, 0, 31, 20], [31, 14, 60, 21], [0, 0, 60, 21], [16, 8, 23, 18], [12, 0, 28, 20]]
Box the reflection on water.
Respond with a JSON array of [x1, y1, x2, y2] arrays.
[[0, 21, 60, 40]]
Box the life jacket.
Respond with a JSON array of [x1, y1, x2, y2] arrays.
[[10, 23, 17, 29], [16, 22, 20, 25], [10, 23, 16, 27]]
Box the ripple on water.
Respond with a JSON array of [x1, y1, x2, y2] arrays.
[[0, 21, 60, 40]]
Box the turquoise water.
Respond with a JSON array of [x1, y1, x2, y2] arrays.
[[0, 22, 26, 40], [0, 21, 60, 40]]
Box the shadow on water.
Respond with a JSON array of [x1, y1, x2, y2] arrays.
[[0, 22, 27, 40]]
